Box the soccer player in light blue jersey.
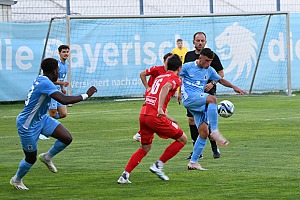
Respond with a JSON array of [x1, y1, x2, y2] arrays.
[[48, 45, 70, 119], [10, 58, 97, 190], [179, 48, 246, 170], [40, 45, 70, 140]]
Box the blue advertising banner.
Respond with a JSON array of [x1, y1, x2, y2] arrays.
[[1, 14, 300, 101]]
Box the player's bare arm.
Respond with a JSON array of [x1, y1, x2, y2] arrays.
[[50, 86, 97, 105], [177, 87, 182, 104], [140, 70, 151, 92], [219, 78, 246, 95], [54, 80, 69, 87]]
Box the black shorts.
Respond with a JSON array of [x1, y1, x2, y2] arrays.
[[186, 109, 193, 117]]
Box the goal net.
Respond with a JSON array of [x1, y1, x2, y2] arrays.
[[41, 12, 291, 98]]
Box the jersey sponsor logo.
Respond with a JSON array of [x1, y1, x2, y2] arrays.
[[145, 96, 157, 105], [27, 145, 33, 151], [215, 22, 258, 81]]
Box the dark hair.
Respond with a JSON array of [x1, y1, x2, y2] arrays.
[[193, 32, 207, 40], [200, 48, 214, 59], [58, 45, 70, 53], [41, 58, 58, 73], [163, 52, 173, 61], [176, 39, 183, 42], [167, 54, 182, 71]]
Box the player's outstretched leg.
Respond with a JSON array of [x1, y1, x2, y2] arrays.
[[39, 153, 57, 173], [10, 176, 29, 190], [149, 161, 169, 181]]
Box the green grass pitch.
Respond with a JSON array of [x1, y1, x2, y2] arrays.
[[1, 95, 300, 199]]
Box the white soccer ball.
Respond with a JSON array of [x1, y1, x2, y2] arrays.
[[217, 100, 235, 118]]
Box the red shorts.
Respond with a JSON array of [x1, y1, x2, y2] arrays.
[[139, 114, 183, 145]]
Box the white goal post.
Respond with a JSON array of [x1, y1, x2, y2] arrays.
[[41, 12, 291, 98]]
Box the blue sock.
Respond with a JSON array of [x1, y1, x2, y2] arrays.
[[49, 140, 69, 156], [55, 112, 60, 119], [16, 158, 33, 179], [207, 103, 218, 131], [190, 137, 207, 163]]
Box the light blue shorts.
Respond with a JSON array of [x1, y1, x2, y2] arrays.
[[49, 98, 65, 110], [16, 115, 60, 152], [182, 92, 209, 128], [188, 108, 208, 128]]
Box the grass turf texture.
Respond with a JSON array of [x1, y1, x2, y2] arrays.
[[1, 95, 300, 199]]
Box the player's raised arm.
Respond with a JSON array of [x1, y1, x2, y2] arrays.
[[50, 86, 97, 105]]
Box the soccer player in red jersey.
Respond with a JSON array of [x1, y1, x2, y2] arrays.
[[132, 53, 173, 142], [118, 54, 187, 183]]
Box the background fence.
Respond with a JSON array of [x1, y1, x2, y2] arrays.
[[2, 0, 300, 22]]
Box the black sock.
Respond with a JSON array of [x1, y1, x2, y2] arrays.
[[210, 139, 218, 152], [208, 127, 218, 152], [189, 125, 198, 146]]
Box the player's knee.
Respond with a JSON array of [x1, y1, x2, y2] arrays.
[[199, 124, 209, 139], [25, 156, 37, 164], [65, 135, 73, 145], [178, 133, 188, 144], [141, 144, 151, 153], [207, 95, 217, 104], [199, 129, 209, 139], [188, 117, 195, 125]]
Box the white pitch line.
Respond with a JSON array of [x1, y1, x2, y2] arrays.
[[0, 108, 136, 119], [0, 135, 19, 139], [264, 116, 300, 121]]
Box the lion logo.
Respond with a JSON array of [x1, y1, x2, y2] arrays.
[[215, 23, 258, 81]]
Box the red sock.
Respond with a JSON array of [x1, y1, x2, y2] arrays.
[[125, 148, 147, 173], [159, 141, 185, 163]]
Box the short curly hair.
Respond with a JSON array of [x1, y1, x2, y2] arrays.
[[41, 58, 58, 73]]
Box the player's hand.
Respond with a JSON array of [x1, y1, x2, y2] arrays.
[[157, 107, 165, 118], [233, 86, 246, 95], [205, 82, 213, 92], [86, 86, 98, 97], [63, 82, 69, 87]]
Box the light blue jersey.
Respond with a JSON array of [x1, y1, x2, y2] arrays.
[[180, 61, 221, 96], [49, 59, 69, 109], [179, 61, 221, 127], [17, 75, 60, 152], [57, 59, 69, 91]]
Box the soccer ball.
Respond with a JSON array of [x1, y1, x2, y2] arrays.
[[217, 100, 234, 118]]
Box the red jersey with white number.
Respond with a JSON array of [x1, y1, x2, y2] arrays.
[[145, 65, 166, 88], [140, 71, 182, 116]]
